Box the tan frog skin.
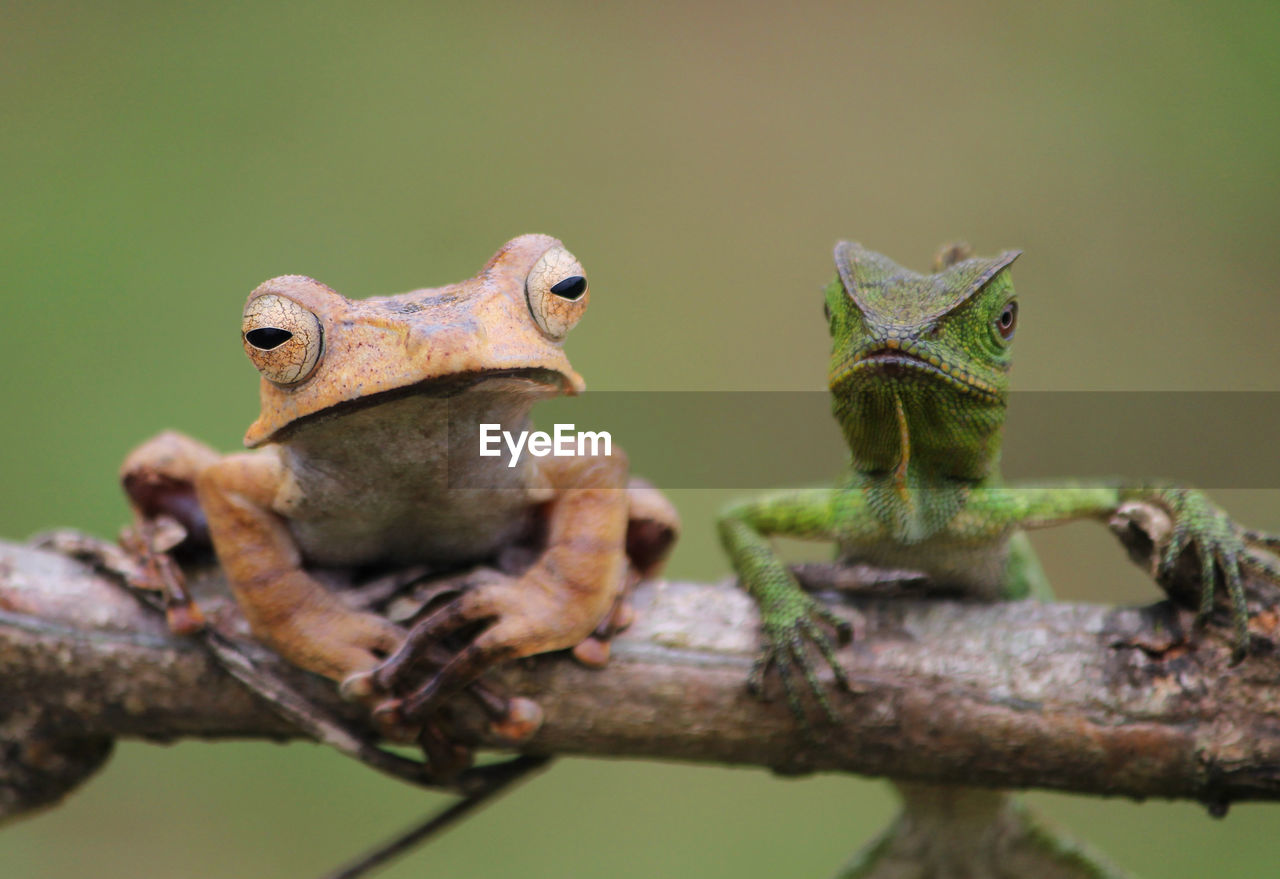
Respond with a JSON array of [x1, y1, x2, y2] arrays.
[[122, 234, 677, 722]]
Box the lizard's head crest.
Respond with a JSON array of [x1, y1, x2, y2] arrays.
[[824, 241, 1020, 481], [825, 241, 1020, 402]]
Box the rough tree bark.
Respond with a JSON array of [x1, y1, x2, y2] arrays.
[[2, 519, 1279, 824]]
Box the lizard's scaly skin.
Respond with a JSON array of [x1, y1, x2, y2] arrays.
[[718, 242, 1278, 879]]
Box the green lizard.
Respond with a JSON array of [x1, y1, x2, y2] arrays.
[[718, 241, 1280, 878]]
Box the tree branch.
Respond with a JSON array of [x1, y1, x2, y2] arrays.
[[2, 533, 1279, 825]]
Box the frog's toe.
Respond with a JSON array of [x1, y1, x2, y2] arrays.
[[372, 590, 496, 691], [302, 611, 404, 705], [360, 613, 405, 656], [570, 592, 634, 668], [417, 720, 474, 781], [401, 634, 518, 720], [339, 669, 379, 702], [571, 637, 612, 667], [460, 678, 542, 743], [488, 697, 543, 744]]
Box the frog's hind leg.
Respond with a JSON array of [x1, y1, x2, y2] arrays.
[[573, 477, 680, 667]]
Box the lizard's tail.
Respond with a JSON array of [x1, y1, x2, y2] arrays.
[[834, 783, 1132, 879]]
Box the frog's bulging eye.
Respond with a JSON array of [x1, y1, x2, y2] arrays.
[[995, 300, 1018, 342], [242, 294, 324, 384], [526, 246, 589, 338]]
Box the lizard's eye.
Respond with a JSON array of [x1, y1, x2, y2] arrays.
[[526, 246, 589, 339], [995, 300, 1017, 342], [242, 294, 324, 385]]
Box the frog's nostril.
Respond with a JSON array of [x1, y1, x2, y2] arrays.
[[246, 327, 294, 350]]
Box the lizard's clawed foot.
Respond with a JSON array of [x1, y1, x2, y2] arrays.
[[1153, 489, 1259, 662], [749, 592, 853, 727]]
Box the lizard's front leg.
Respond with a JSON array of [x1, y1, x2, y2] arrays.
[[972, 483, 1279, 658], [196, 451, 405, 683], [374, 451, 636, 721], [718, 489, 858, 723]]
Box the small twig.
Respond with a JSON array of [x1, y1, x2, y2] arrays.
[[198, 630, 445, 788], [321, 755, 553, 879]]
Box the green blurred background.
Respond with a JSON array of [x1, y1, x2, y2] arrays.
[[3, 1, 1278, 876]]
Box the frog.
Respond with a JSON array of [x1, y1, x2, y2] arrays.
[[121, 233, 678, 734]]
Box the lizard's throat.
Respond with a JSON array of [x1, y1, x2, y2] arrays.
[[834, 384, 1005, 484]]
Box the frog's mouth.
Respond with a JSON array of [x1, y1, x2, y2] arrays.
[[264, 366, 574, 445], [401, 367, 574, 399], [835, 347, 1001, 401]]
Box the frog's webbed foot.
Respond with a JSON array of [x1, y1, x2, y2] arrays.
[[356, 570, 550, 743], [118, 430, 226, 632], [361, 675, 541, 781], [118, 514, 209, 635], [371, 571, 534, 719], [120, 430, 221, 556], [367, 475, 674, 749], [750, 588, 854, 728], [36, 516, 208, 635]]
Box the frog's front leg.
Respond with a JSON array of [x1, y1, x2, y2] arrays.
[[718, 489, 856, 723], [376, 451, 636, 720], [570, 477, 680, 667], [195, 451, 405, 683]]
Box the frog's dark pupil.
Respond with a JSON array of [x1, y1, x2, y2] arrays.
[[549, 275, 587, 300], [247, 327, 293, 350]]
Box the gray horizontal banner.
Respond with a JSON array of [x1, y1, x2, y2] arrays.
[[445, 392, 1280, 489]]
